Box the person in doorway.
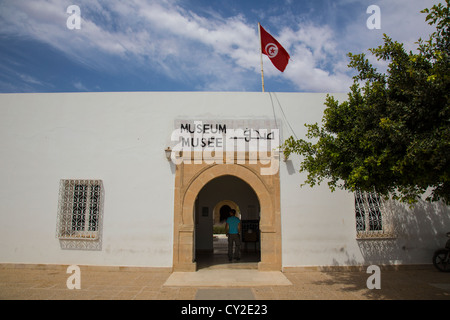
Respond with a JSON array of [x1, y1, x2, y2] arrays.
[[226, 209, 241, 261]]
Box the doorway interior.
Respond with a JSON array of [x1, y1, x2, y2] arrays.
[[194, 175, 261, 269]]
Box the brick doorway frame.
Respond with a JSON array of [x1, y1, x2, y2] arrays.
[[172, 161, 281, 272]]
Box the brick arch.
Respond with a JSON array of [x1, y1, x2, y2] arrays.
[[181, 165, 273, 227], [173, 163, 281, 272]]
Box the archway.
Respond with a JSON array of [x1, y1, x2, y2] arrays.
[[219, 204, 232, 222], [172, 163, 281, 272], [214, 200, 240, 225], [194, 176, 261, 269]]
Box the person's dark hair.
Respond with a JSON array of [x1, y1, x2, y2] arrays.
[[230, 209, 236, 215]]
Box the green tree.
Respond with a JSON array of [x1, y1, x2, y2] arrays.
[[283, 1, 450, 205]]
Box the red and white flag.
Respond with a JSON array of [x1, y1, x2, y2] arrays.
[[259, 24, 290, 72]]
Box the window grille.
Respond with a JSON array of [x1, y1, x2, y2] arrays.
[[56, 179, 104, 250], [354, 190, 395, 239]]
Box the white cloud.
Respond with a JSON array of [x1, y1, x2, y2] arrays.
[[73, 81, 88, 91], [335, 0, 440, 71], [0, 0, 441, 92], [18, 73, 44, 86], [275, 23, 353, 92]]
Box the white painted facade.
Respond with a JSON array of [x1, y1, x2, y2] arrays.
[[0, 92, 449, 269]]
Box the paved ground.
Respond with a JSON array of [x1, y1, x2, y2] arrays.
[[0, 263, 449, 300]]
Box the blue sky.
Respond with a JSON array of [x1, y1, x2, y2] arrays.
[[0, 0, 440, 93]]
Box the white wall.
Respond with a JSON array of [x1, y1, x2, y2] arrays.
[[0, 92, 448, 268], [275, 93, 365, 267], [0, 92, 176, 267], [274, 92, 450, 267]]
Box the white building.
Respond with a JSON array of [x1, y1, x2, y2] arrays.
[[0, 92, 448, 271]]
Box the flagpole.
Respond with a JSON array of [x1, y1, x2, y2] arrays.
[[258, 22, 265, 93]]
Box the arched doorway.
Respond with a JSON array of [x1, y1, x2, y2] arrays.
[[172, 162, 281, 272], [194, 175, 261, 269], [214, 200, 240, 225], [219, 204, 232, 222]]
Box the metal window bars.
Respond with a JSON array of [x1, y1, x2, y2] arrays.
[[355, 190, 395, 239], [56, 179, 104, 250]]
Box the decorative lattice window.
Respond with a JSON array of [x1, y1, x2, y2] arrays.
[[354, 190, 395, 239], [56, 179, 104, 250]]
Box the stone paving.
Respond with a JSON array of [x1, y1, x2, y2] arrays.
[[0, 263, 449, 300]]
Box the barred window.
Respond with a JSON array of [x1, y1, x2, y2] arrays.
[[354, 190, 395, 239], [56, 180, 104, 246]]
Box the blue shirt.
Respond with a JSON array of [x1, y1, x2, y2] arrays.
[[226, 216, 240, 234]]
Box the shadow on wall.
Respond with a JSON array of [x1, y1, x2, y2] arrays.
[[304, 199, 450, 300], [358, 199, 450, 265]]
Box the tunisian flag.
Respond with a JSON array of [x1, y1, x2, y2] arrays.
[[259, 24, 290, 72]]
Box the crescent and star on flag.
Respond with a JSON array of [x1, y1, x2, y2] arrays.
[[258, 23, 290, 92]]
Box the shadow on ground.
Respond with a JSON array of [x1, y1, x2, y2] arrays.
[[302, 265, 450, 300]]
